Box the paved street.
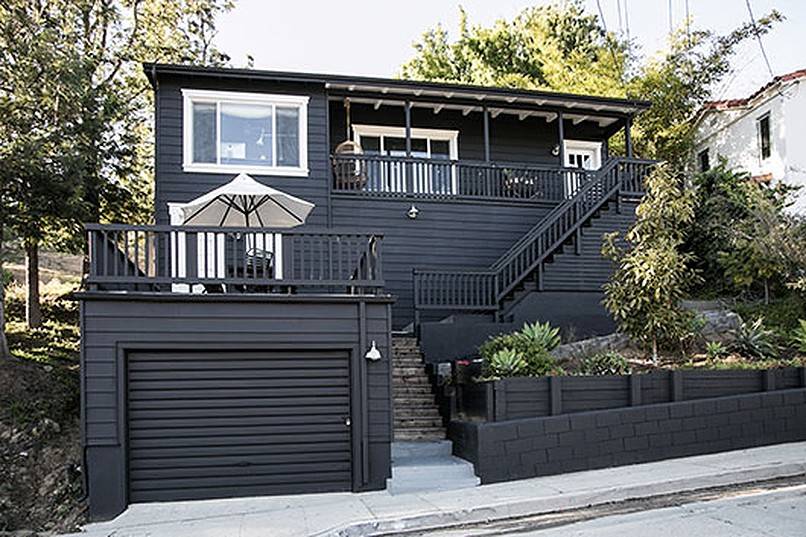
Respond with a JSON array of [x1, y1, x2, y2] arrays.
[[426, 483, 806, 537]]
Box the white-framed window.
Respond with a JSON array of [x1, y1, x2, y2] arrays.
[[182, 89, 309, 176], [352, 124, 459, 194], [563, 139, 602, 170]]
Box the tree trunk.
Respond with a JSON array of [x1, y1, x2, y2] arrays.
[[25, 238, 42, 329], [763, 279, 770, 305], [651, 336, 658, 364], [0, 271, 9, 360]]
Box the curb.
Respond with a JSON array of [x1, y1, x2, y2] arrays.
[[313, 462, 806, 537]]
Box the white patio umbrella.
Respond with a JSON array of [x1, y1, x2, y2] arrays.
[[179, 173, 315, 228]]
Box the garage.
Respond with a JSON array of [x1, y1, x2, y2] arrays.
[[126, 349, 353, 503]]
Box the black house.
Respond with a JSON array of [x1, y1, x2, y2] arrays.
[[77, 63, 653, 520]]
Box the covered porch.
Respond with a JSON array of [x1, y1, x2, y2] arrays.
[[326, 78, 646, 200]]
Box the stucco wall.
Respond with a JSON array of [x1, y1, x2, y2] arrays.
[[693, 79, 806, 212]]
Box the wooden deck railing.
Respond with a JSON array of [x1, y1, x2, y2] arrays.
[[332, 154, 592, 201], [413, 158, 655, 319], [85, 224, 383, 293]]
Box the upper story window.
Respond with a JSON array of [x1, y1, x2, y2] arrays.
[[182, 89, 309, 176], [698, 148, 710, 172], [757, 113, 771, 161]]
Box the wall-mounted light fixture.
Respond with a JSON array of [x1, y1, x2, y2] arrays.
[[407, 205, 419, 219], [365, 341, 382, 361], [551, 144, 561, 156]]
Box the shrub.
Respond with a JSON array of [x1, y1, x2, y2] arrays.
[[519, 321, 561, 351], [478, 321, 561, 378], [791, 320, 806, 354], [482, 349, 528, 379], [730, 318, 779, 360], [578, 351, 630, 375], [705, 341, 728, 361]]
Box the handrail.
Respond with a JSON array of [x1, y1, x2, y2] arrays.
[[412, 157, 655, 316], [331, 153, 591, 201], [85, 225, 385, 293]]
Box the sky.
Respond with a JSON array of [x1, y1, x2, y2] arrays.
[[215, 0, 804, 100]]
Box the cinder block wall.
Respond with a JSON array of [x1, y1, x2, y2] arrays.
[[450, 388, 806, 483]]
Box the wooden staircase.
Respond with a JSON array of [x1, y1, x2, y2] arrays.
[[412, 158, 654, 324], [392, 336, 445, 441]]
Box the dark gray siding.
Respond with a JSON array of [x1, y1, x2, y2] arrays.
[[329, 101, 610, 165], [540, 199, 638, 291], [331, 196, 554, 328], [154, 74, 331, 226], [80, 293, 393, 521]]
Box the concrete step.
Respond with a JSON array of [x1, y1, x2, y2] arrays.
[[393, 429, 446, 441], [393, 386, 434, 396], [392, 366, 427, 376], [387, 441, 479, 494], [394, 417, 444, 428], [392, 440, 453, 460], [394, 407, 443, 419], [392, 376, 431, 385]]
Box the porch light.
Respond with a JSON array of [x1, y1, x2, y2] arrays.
[[407, 205, 419, 219], [551, 144, 561, 156], [365, 341, 382, 361]]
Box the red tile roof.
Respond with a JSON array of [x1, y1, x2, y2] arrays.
[[702, 68, 806, 111]]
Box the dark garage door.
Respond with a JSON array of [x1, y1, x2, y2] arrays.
[[127, 350, 352, 503]]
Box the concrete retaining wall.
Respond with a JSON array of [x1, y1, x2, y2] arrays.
[[450, 388, 806, 483]]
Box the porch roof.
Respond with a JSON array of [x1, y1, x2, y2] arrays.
[[144, 63, 650, 118]]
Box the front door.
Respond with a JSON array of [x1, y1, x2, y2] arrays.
[[563, 140, 602, 196]]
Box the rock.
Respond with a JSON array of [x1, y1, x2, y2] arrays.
[[552, 333, 630, 361], [697, 310, 742, 341]]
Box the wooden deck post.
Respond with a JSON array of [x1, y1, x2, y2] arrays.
[[557, 111, 565, 167], [405, 100, 413, 192], [625, 116, 633, 158], [483, 105, 490, 162]]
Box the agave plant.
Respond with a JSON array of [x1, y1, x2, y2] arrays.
[[791, 319, 806, 354], [518, 321, 561, 352], [484, 349, 528, 379], [578, 351, 630, 376], [705, 340, 728, 361], [730, 318, 779, 360]]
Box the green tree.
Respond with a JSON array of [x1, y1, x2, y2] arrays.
[[0, 0, 233, 338], [685, 163, 793, 301], [602, 164, 700, 361], [399, 1, 782, 165]]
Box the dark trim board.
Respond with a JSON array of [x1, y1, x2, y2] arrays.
[[79, 294, 394, 521]]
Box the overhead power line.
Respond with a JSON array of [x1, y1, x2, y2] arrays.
[[744, 0, 775, 79]]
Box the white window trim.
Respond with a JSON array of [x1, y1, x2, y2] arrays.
[[757, 112, 771, 162], [351, 124, 459, 160], [182, 89, 309, 177], [563, 139, 602, 169]]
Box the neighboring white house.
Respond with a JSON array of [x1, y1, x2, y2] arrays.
[[692, 69, 806, 212]]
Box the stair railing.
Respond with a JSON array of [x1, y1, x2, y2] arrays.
[[412, 158, 655, 320]]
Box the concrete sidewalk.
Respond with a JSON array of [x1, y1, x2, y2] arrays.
[[72, 442, 806, 537]]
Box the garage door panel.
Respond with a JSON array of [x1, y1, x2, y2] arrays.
[[128, 386, 349, 401], [129, 441, 351, 461], [129, 395, 349, 410], [129, 404, 347, 420], [129, 367, 349, 380], [128, 376, 348, 390], [131, 481, 351, 503], [129, 412, 347, 427], [127, 350, 352, 503], [130, 450, 350, 470], [129, 422, 348, 439], [131, 460, 353, 480]]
